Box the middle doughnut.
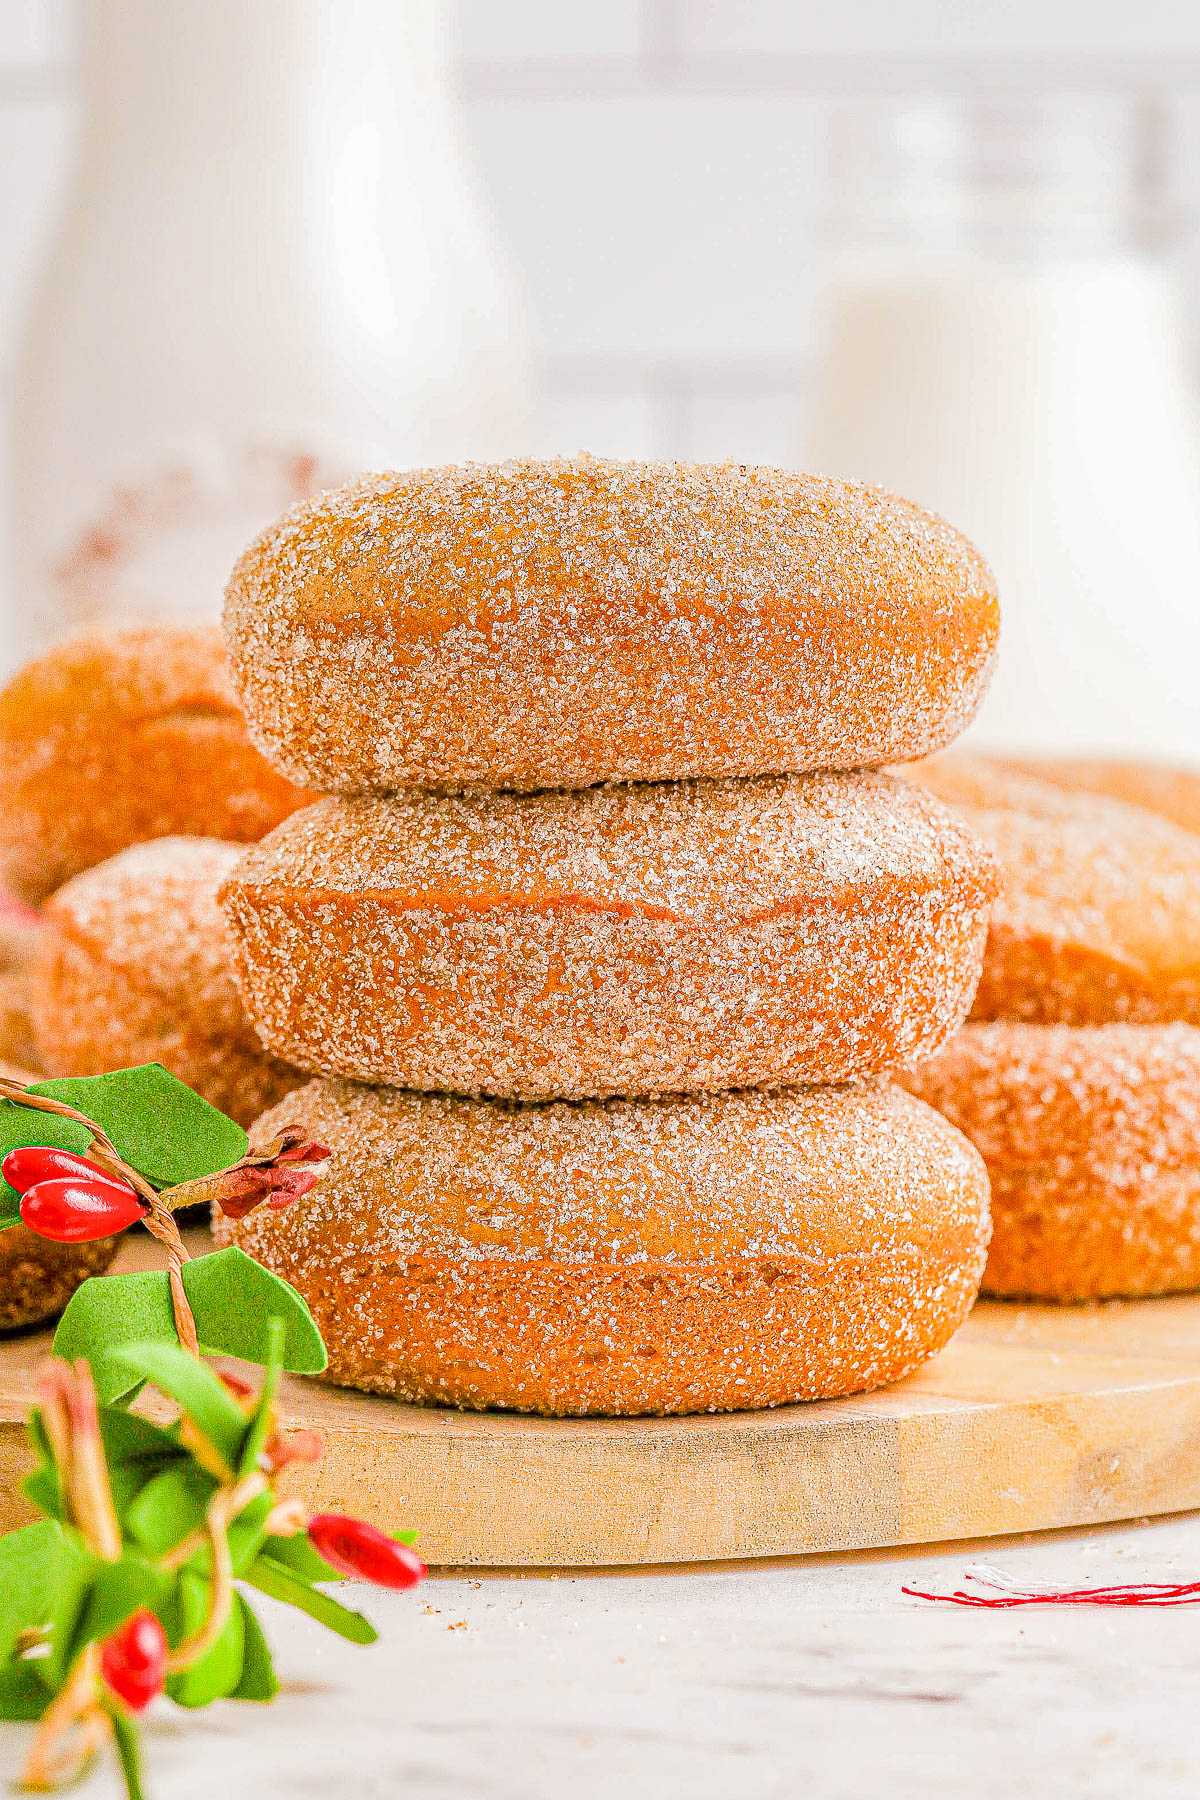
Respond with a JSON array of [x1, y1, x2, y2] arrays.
[[221, 768, 998, 1100]]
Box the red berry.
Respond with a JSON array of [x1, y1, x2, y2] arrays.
[[100, 1609, 167, 1713], [307, 1514, 427, 1590], [19, 1176, 146, 1242], [2, 1145, 135, 1196]]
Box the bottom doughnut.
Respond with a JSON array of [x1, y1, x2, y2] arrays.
[[897, 1022, 1200, 1301], [215, 1078, 990, 1415]]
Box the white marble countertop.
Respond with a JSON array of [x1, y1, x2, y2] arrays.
[[5, 1511, 1199, 1799]]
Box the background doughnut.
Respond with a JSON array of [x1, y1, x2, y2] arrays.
[[1001, 755, 1200, 839], [34, 836, 303, 1127], [902, 754, 1200, 1024], [897, 1022, 1200, 1301], [0, 624, 315, 906]]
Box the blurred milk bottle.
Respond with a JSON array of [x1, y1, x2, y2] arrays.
[[806, 97, 1200, 759], [9, 0, 532, 656]]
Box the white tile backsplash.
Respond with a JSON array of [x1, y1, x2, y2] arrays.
[[462, 95, 823, 363], [3, 0, 1200, 483], [0, 0, 72, 68], [683, 0, 1200, 58], [451, 0, 645, 60]]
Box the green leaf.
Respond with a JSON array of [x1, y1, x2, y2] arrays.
[[0, 1661, 51, 1722], [0, 1191, 21, 1229], [243, 1555, 377, 1645], [186, 1249, 326, 1375], [260, 1531, 339, 1584], [0, 1522, 63, 1663], [77, 1556, 173, 1645], [126, 1462, 217, 1559], [21, 1467, 63, 1520], [98, 1407, 184, 1470], [165, 1572, 245, 1708], [53, 1269, 175, 1404], [236, 1317, 285, 1479], [109, 1707, 147, 1800], [229, 1595, 278, 1702], [226, 1492, 275, 1579], [41, 1534, 95, 1688], [30, 1066, 247, 1189], [112, 1341, 248, 1467]]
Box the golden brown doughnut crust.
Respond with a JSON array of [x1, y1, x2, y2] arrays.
[[897, 1023, 1200, 1301], [0, 625, 315, 905], [903, 755, 1200, 1025], [223, 456, 1000, 796], [215, 1078, 990, 1414], [1002, 756, 1200, 839], [221, 770, 998, 1100], [0, 1226, 118, 1331], [0, 901, 43, 1072], [33, 837, 303, 1128]]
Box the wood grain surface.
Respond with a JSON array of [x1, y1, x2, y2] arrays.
[[3, 1233, 1200, 1566]]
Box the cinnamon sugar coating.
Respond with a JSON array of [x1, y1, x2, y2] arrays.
[[34, 837, 303, 1127], [215, 1078, 990, 1415], [223, 456, 999, 796], [220, 769, 998, 1100], [0, 1225, 118, 1330], [904, 755, 1200, 1025], [0, 903, 42, 1072], [898, 1022, 1200, 1301], [1003, 755, 1200, 839], [0, 625, 314, 905]]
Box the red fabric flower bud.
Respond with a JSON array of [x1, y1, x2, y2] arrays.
[[307, 1514, 427, 1590], [215, 1367, 258, 1404], [19, 1175, 146, 1242], [100, 1608, 167, 1713], [160, 1131, 331, 1221], [2, 1145, 133, 1196]]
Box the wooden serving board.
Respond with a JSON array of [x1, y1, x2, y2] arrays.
[[4, 1234, 1200, 1566]]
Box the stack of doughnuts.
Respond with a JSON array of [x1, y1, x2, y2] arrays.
[[899, 754, 1200, 1300], [213, 455, 1002, 1414]]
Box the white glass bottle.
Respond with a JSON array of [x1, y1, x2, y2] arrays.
[[807, 97, 1200, 761], [9, 0, 532, 657]]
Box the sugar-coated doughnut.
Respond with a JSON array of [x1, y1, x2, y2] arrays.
[[903, 755, 1200, 1025], [898, 1023, 1200, 1301], [215, 1077, 990, 1414], [0, 1225, 119, 1330], [0, 625, 315, 905], [1003, 756, 1200, 839], [221, 769, 997, 1101], [0, 895, 43, 1071], [34, 837, 303, 1128], [223, 456, 1000, 796]]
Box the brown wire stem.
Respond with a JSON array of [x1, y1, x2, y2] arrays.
[[0, 1077, 200, 1359]]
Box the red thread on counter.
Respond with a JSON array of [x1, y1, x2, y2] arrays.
[[903, 1581, 1200, 1608]]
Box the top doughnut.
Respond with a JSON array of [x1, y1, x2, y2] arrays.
[[223, 456, 999, 795]]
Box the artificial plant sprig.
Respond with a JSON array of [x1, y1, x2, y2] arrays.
[[0, 1065, 331, 1397], [3, 1327, 425, 1798], [0, 1060, 420, 1796]]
